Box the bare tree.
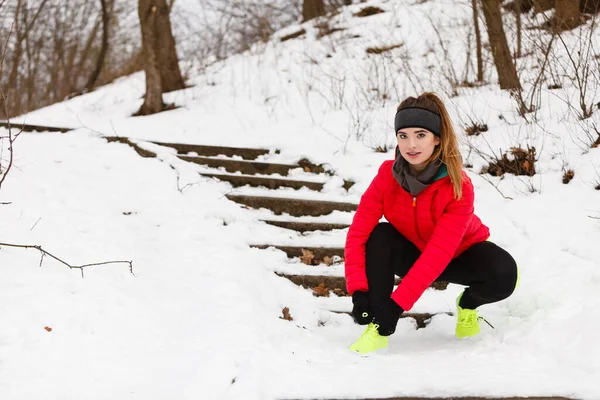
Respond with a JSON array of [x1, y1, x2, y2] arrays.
[[515, 0, 522, 58], [5, 0, 48, 115], [472, 0, 484, 82], [303, 0, 325, 22], [533, 0, 554, 14], [553, 0, 580, 32], [85, 0, 112, 90], [154, 5, 184, 92], [136, 0, 184, 116], [480, 0, 521, 90]]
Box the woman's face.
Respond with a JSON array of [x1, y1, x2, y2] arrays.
[[396, 127, 440, 173]]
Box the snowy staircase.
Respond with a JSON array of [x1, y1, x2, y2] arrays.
[[94, 136, 577, 400], [104, 136, 451, 329]]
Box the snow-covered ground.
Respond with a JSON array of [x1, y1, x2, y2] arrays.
[[1, 0, 599, 398]]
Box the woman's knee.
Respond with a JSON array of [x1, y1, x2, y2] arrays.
[[488, 244, 519, 299]]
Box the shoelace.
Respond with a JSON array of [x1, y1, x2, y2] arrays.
[[479, 316, 495, 329], [458, 312, 495, 329], [360, 323, 380, 339]]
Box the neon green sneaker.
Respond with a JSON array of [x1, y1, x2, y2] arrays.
[[349, 323, 389, 354], [456, 292, 481, 339]]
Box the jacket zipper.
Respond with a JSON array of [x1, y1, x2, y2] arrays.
[[413, 196, 425, 243]]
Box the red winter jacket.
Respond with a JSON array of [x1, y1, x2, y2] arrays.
[[345, 160, 490, 311]]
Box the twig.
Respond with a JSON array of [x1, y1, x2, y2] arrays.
[[30, 217, 41, 231], [0, 84, 18, 192], [0, 242, 134, 278], [475, 173, 514, 200]]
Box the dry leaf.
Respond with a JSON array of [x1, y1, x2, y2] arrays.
[[44, 326, 52, 332], [333, 288, 347, 297], [280, 307, 293, 321], [323, 256, 333, 266], [312, 282, 330, 297], [299, 249, 315, 265]]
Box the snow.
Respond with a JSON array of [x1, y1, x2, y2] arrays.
[[1, 0, 600, 398]]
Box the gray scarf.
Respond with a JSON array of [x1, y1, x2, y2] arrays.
[[392, 154, 443, 196]]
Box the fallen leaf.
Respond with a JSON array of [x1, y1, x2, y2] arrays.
[[280, 307, 293, 321], [312, 283, 330, 297], [323, 256, 333, 266], [44, 326, 52, 332], [299, 249, 315, 265]]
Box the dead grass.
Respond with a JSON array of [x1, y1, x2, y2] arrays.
[[281, 29, 306, 42], [366, 43, 403, 54], [562, 169, 575, 184], [483, 147, 536, 177], [316, 21, 345, 39], [354, 6, 385, 17], [465, 122, 489, 136]]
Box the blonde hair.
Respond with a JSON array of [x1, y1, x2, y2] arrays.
[[397, 92, 463, 199]]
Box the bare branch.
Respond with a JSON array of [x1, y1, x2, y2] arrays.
[[0, 242, 134, 278], [474, 173, 514, 200], [0, 84, 21, 192], [85, 0, 111, 90], [24, 0, 50, 35]]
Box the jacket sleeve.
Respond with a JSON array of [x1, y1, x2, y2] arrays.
[[391, 178, 475, 311], [344, 162, 388, 295]]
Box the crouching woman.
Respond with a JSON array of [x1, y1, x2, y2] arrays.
[[344, 92, 518, 354]]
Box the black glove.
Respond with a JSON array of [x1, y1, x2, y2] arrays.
[[373, 297, 404, 336], [351, 291, 372, 325]]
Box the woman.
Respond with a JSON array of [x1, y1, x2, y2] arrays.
[[345, 92, 518, 354]]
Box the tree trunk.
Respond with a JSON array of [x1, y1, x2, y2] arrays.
[[152, 0, 185, 93], [480, 0, 521, 90], [6, 0, 24, 115], [86, 0, 111, 90], [553, 0, 579, 32], [136, 0, 166, 115], [472, 0, 484, 82], [302, 0, 325, 22], [515, 0, 521, 58], [533, 0, 554, 13]]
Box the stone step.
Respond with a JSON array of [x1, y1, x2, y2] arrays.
[[201, 172, 324, 191], [276, 272, 449, 293], [262, 220, 350, 232], [0, 121, 72, 133], [228, 195, 357, 217], [180, 155, 299, 175], [253, 245, 344, 260], [150, 141, 270, 160], [104, 136, 156, 158]]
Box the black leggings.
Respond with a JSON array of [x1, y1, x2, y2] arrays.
[[366, 223, 518, 311]]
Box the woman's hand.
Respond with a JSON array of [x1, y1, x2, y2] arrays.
[[373, 297, 404, 336], [351, 291, 372, 325]]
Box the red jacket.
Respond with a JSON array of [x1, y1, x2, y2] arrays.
[[345, 160, 490, 311]]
